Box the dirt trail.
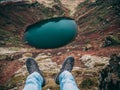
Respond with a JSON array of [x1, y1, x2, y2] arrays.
[[36, 0, 85, 15], [61, 0, 85, 15]]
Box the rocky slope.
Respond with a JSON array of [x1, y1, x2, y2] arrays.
[[0, 51, 110, 90], [0, 0, 120, 90], [0, 0, 67, 46], [99, 54, 120, 90], [0, 1, 65, 31]]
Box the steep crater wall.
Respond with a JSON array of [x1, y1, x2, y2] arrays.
[[0, 1, 67, 37]]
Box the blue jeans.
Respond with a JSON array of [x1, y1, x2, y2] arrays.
[[23, 71, 79, 90]]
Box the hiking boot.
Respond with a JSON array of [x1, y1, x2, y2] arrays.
[[55, 56, 74, 84], [26, 58, 46, 87]]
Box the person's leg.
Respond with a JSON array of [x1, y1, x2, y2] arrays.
[[59, 71, 79, 90], [55, 56, 79, 90], [23, 58, 46, 90], [23, 72, 43, 90]]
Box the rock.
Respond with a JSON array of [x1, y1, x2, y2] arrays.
[[35, 54, 51, 61], [109, 54, 120, 73], [0, 54, 14, 61], [22, 53, 33, 57], [57, 52, 62, 55], [15, 56, 59, 87], [77, 54, 81, 56], [57, 59, 60, 63], [83, 44, 93, 51], [67, 49, 70, 52], [80, 55, 109, 68], [47, 88, 50, 90], [98, 54, 120, 90], [18, 53, 33, 63], [14, 65, 27, 77], [73, 67, 80, 71], [86, 44, 93, 50], [0, 41, 6, 46], [0, 54, 7, 60], [80, 78, 97, 89], [38, 58, 59, 72], [47, 53, 51, 56], [102, 35, 120, 47]]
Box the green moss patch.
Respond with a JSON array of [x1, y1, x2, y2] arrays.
[[0, 29, 23, 47], [5, 75, 27, 89], [80, 77, 98, 89]]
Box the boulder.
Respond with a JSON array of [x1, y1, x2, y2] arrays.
[[102, 35, 120, 47], [98, 54, 120, 90], [80, 55, 109, 68], [83, 44, 93, 51]]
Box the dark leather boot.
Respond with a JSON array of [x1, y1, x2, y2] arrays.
[[26, 58, 46, 87], [55, 56, 74, 84]]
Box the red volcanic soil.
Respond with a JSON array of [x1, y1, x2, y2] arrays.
[[0, 60, 23, 85]]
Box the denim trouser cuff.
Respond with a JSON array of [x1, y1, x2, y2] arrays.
[[23, 72, 43, 90], [59, 70, 79, 90]]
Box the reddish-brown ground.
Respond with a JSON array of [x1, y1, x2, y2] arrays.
[[0, 60, 23, 85], [0, 24, 120, 85]]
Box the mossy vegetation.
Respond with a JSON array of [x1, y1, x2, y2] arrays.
[[80, 77, 98, 89], [103, 35, 120, 46], [96, 0, 120, 17], [5, 75, 27, 89], [0, 29, 23, 47], [77, 0, 93, 10], [76, 0, 114, 35], [109, 35, 120, 44]]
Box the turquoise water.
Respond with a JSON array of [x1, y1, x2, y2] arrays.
[[24, 17, 77, 49]]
